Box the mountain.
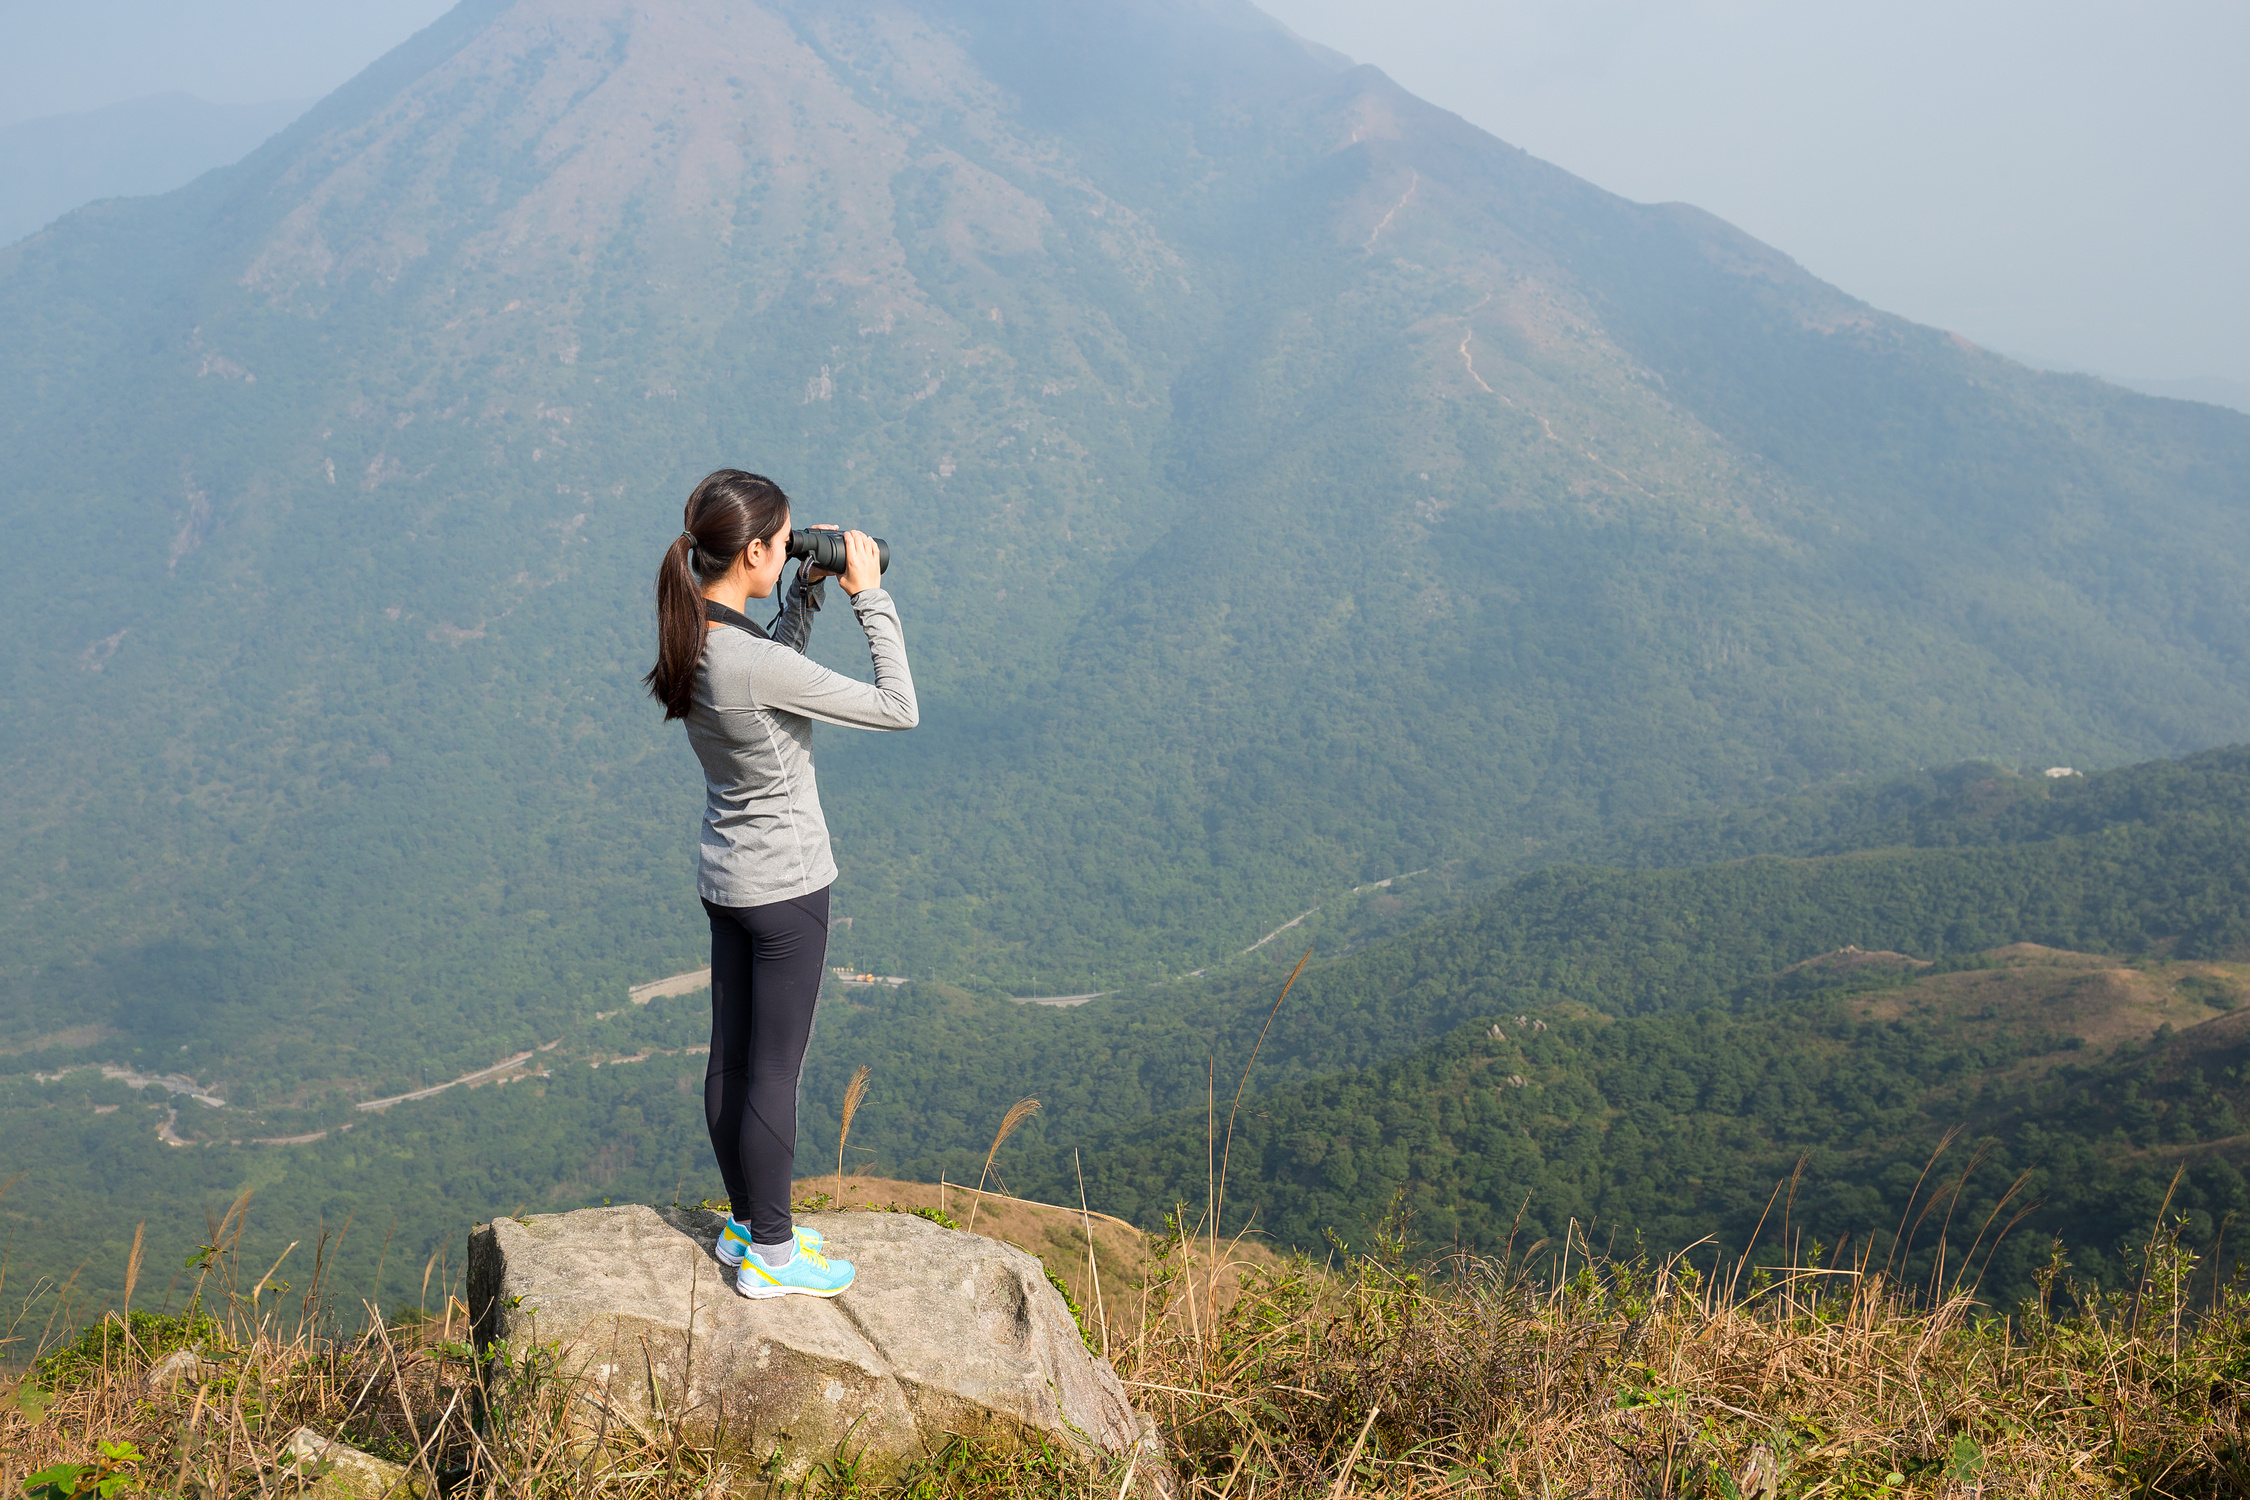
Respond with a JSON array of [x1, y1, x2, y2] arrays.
[[0, 93, 309, 247], [5, 0, 2250, 1122], [2009, 352, 2250, 418], [2110, 375, 2250, 418]]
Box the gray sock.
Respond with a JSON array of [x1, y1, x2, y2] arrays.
[[751, 1238, 795, 1270]]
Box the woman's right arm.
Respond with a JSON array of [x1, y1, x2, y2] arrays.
[[766, 566, 826, 654]]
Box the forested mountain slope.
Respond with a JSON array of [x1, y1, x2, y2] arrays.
[[1053, 941, 2250, 1308], [900, 746, 2250, 1305], [14, 750, 2250, 1314], [4, 0, 2249, 1119], [785, 751, 2250, 1177]]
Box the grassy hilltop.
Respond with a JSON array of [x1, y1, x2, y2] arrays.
[[8, 1142, 2250, 1496]]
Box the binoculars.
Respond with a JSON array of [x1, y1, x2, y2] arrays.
[[788, 528, 891, 576]]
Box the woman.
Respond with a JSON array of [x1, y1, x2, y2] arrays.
[[645, 468, 917, 1298]]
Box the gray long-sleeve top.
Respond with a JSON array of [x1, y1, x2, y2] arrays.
[[683, 570, 917, 907]]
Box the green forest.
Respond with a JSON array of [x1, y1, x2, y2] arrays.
[[14, 749, 2250, 1319]]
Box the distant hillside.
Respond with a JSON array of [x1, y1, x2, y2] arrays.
[[0, 93, 306, 245], [1052, 943, 2250, 1306], [810, 748, 2250, 1190], [937, 746, 2250, 1304], [2011, 355, 2250, 417], [2112, 374, 2250, 417]]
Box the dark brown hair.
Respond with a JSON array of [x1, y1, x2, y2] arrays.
[[644, 469, 791, 720]]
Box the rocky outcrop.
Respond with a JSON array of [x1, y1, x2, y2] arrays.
[[144, 1347, 218, 1398], [467, 1205, 1163, 1485]]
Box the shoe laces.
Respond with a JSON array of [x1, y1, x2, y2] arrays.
[[795, 1243, 833, 1271]]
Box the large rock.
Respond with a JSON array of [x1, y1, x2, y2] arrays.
[[282, 1427, 425, 1500], [467, 1205, 1162, 1485]]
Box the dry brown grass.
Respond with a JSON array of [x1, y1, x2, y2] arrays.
[[1843, 947, 2250, 1090], [1126, 1208, 2250, 1499], [836, 1065, 873, 1210], [7, 1184, 2250, 1498], [967, 1099, 1043, 1236]]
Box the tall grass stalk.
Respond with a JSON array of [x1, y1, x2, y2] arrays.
[[1078, 1148, 1110, 1358], [119, 1222, 144, 1317], [1185, 948, 1310, 1355], [1212, 947, 1310, 1261], [836, 1063, 872, 1210], [966, 1096, 1041, 1234]]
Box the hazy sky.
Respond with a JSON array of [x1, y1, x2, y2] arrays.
[[4, 0, 2242, 386], [1260, 0, 2250, 387]]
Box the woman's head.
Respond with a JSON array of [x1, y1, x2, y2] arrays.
[[645, 470, 792, 721], [680, 470, 791, 590]]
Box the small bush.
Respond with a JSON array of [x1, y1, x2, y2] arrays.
[[34, 1309, 220, 1393]]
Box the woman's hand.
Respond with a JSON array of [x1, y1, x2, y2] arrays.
[[838, 530, 882, 596]]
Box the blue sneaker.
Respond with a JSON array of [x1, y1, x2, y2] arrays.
[[715, 1217, 823, 1268], [735, 1241, 855, 1300]]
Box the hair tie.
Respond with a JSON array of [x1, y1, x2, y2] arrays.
[[680, 531, 698, 548]]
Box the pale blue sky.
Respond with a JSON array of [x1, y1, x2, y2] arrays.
[[4, 0, 2242, 388]]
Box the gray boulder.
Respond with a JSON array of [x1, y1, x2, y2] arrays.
[[467, 1205, 1163, 1486], [144, 1346, 217, 1398], [282, 1427, 424, 1500]]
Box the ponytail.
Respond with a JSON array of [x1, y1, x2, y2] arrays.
[[644, 470, 791, 720], [647, 532, 706, 720]]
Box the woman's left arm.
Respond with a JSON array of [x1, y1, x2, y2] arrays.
[[746, 588, 918, 730]]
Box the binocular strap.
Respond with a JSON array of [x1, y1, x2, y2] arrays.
[[704, 598, 771, 640]]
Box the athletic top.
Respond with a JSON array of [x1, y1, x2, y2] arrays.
[[682, 570, 917, 907]]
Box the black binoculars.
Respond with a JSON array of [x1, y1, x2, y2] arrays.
[[788, 529, 891, 576]]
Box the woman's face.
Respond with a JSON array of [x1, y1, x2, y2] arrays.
[[739, 514, 792, 599]]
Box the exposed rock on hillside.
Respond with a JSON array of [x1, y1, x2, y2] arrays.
[[467, 1206, 1160, 1484], [283, 1426, 425, 1500], [1784, 945, 1933, 976]]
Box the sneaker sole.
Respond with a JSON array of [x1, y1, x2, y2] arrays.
[[735, 1278, 853, 1299]]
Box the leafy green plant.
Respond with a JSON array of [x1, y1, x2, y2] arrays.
[[23, 1440, 141, 1500], [1039, 1263, 1098, 1356]]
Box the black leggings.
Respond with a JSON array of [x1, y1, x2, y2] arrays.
[[702, 886, 830, 1244]]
